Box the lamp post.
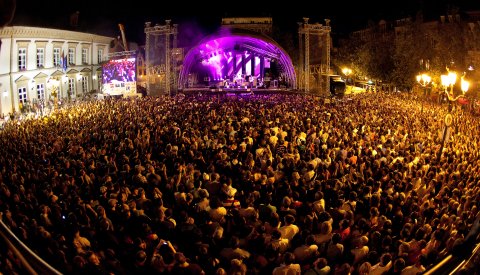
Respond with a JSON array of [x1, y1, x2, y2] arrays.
[[436, 71, 469, 162], [440, 71, 458, 110], [342, 67, 352, 85], [416, 73, 431, 113]]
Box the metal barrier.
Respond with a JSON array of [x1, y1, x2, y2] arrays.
[[448, 242, 480, 274], [0, 219, 62, 275], [423, 255, 461, 275], [424, 216, 480, 275], [424, 243, 480, 275]]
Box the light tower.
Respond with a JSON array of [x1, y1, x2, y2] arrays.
[[144, 20, 178, 95], [298, 18, 331, 94]]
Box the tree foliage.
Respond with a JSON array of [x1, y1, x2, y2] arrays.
[[336, 14, 470, 90], [364, 38, 395, 82], [334, 37, 365, 78], [335, 30, 395, 84]]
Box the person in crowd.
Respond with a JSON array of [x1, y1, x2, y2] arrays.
[[272, 252, 301, 275], [305, 257, 331, 275], [370, 253, 393, 275]]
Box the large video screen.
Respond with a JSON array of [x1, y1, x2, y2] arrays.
[[102, 57, 137, 96]]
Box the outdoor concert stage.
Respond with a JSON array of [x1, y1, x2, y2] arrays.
[[179, 29, 296, 91], [180, 87, 294, 95]]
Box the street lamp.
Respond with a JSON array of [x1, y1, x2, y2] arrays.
[[437, 71, 469, 162], [441, 71, 457, 106], [460, 76, 470, 97], [416, 73, 431, 113], [342, 67, 352, 85]]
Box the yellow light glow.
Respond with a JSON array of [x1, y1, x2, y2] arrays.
[[447, 72, 457, 86], [342, 68, 352, 76], [417, 74, 431, 86], [441, 75, 449, 87], [423, 74, 431, 83], [461, 78, 469, 94]]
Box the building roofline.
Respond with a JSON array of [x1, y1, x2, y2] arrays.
[[0, 26, 113, 44]]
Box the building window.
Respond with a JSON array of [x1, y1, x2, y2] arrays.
[[18, 48, 26, 71], [82, 48, 88, 64], [36, 48, 44, 68], [68, 48, 75, 65], [37, 83, 45, 99], [53, 48, 61, 67], [68, 78, 76, 98], [97, 74, 102, 89], [98, 49, 103, 63], [18, 87, 27, 103], [82, 76, 88, 94]]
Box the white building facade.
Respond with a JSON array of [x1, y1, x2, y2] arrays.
[[0, 26, 112, 116]]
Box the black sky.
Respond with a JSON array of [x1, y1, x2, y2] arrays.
[[12, 0, 480, 45]]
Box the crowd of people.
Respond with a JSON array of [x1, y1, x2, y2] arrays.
[[0, 91, 479, 275]]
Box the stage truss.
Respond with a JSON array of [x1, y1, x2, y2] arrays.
[[107, 50, 137, 59], [144, 20, 180, 95], [298, 18, 331, 94]]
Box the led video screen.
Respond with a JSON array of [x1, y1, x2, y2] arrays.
[[102, 57, 137, 96]]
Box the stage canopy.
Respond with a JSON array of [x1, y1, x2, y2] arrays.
[[179, 29, 296, 89]]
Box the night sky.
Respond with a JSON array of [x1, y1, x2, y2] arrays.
[[12, 0, 480, 46]]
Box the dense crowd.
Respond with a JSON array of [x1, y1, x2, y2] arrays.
[[0, 92, 479, 275]]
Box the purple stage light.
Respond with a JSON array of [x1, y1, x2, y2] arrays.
[[179, 30, 296, 89]]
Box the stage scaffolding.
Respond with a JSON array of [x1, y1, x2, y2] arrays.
[[144, 20, 180, 95], [107, 50, 136, 59], [298, 18, 331, 94]]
